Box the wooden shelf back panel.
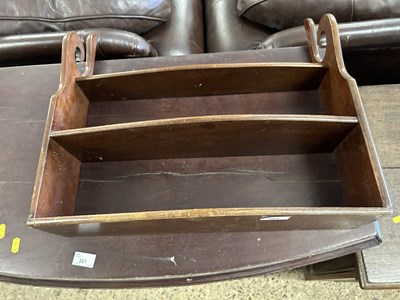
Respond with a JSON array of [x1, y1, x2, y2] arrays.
[[75, 153, 345, 214], [75, 63, 327, 102], [50, 114, 358, 162]]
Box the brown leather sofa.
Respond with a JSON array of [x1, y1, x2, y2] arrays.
[[0, 0, 204, 66], [2, 0, 400, 85], [205, 0, 400, 52], [204, 0, 400, 84]]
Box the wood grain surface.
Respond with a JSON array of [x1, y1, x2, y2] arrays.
[[51, 115, 357, 161], [76, 63, 326, 101]]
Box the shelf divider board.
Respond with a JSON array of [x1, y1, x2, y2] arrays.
[[334, 125, 386, 208], [76, 63, 327, 102], [51, 114, 358, 162], [33, 140, 81, 218]]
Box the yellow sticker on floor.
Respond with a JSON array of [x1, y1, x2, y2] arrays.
[[0, 224, 5, 239], [393, 215, 400, 224], [11, 237, 20, 253]]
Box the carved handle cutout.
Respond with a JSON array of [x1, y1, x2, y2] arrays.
[[304, 13, 347, 75], [58, 32, 98, 90]]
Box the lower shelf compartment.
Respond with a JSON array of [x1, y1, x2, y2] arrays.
[[75, 153, 345, 215], [28, 123, 390, 235], [29, 120, 389, 235]]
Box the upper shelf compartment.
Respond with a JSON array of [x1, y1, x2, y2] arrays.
[[75, 63, 327, 102]]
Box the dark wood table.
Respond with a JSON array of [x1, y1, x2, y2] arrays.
[[355, 84, 400, 289], [306, 85, 400, 289], [0, 48, 381, 287]]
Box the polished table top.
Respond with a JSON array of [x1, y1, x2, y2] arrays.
[[355, 84, 400, 289], [0, 48, 381, 287]]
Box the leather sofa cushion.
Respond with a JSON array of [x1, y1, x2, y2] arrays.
[[0, 0, 171, 36], [354, 0, 400, 20], [143, 0, 205, 56], [238, 0, 400, 30], [205, 0, 273, 53]]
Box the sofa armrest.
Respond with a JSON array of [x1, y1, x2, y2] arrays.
[[0, 29, 157, 67], [258, 18, 400, 50], [258, 18, 400, 85]]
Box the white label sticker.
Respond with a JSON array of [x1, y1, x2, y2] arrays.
[[260, 216, 291, 221], [72, 251, 96, 269]]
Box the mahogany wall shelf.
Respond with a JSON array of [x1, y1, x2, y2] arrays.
[[27, 15, 391, 235]]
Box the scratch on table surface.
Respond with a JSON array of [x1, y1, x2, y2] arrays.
[[146, 188, 176, 200], [134, 255, 178, 266], [170, 256, 177, 266], [79, 179, 125, 183]]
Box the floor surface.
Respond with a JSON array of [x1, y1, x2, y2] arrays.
[[1, 268, 399, 299]]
